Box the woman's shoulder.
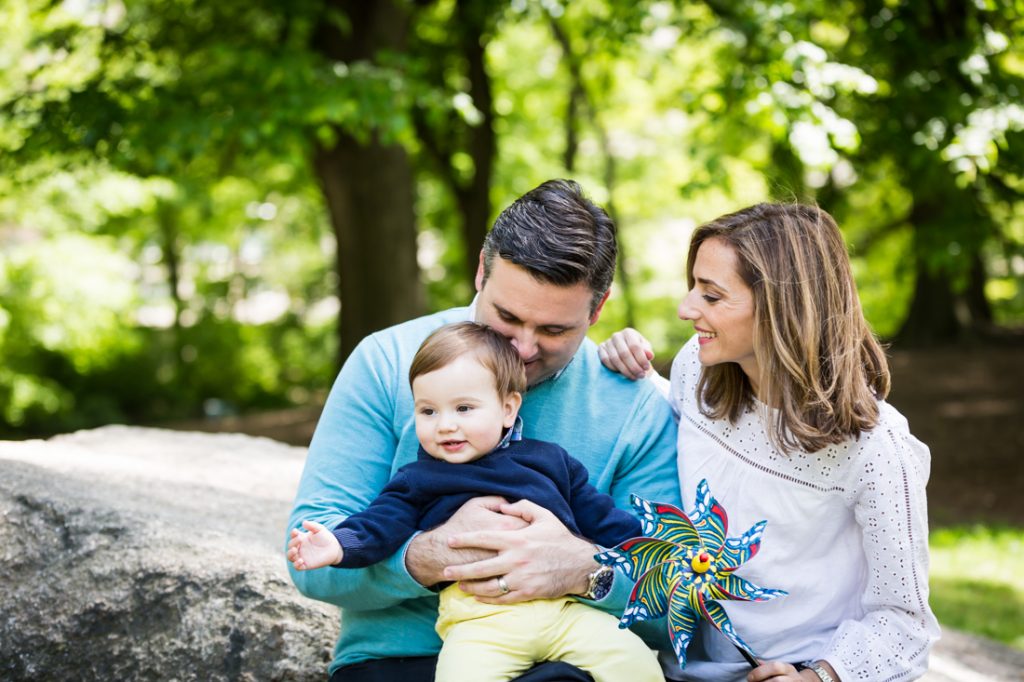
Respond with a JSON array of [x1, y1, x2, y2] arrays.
[[669, 336, 701, 393], [861, 401, 925, 451], [839, 400, 931, 488]]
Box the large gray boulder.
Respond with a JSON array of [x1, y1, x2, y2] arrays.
[[0, 426, 338, 681]]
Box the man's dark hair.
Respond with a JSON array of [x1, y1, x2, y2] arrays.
[[481, 179, 617, 314]]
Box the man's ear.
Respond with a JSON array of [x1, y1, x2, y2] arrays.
[[588, 290, 612, 325], [503, 391, 523, 428], [474, 250, 486, 292]]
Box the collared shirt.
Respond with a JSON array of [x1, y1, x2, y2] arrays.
[[496, 414, 524, 450]]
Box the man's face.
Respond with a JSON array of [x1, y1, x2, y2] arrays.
[[474, 256, 607, 386]]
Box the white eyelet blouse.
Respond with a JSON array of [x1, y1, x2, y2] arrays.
[[664, 337, 940, 682]]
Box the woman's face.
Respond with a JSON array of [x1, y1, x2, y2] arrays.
[[678, 237, 760, 389]]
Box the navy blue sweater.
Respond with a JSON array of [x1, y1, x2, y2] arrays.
[[333, 438, 642, 568]]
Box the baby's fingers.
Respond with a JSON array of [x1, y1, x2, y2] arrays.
[[302, 519, 330, 534]]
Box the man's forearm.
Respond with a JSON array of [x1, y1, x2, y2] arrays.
[[405, 529, 448, 587]]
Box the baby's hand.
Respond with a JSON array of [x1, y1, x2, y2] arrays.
[[287, 520, 343, 570]]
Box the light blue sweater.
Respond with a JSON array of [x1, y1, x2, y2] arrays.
[[287, 307, 680, 674]]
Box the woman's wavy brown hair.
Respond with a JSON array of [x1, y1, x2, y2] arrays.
[[689, 203, 890, 453]]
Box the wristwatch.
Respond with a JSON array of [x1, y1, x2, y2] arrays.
[[579, 565, 614, 600], [805, 663, 836, 682]]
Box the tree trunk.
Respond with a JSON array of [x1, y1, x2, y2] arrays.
[[964, 250, 993, 327], [894, 199, 961, 346], [452, 0, 495, 279], [549, 17, 635, 328], [894, 259, 960, 346], [313, 0, 424, 364], [156, 201, 185, 370], [314, 136, 423, 365]]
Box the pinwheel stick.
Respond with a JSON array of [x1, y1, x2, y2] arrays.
[[737, 645, 758, 669]]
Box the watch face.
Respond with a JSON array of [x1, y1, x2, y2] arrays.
[[591, 565, 614, 599]]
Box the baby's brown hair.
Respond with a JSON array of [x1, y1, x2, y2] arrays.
[[409, 322, 526, 397]]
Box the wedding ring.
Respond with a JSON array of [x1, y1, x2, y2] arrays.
[[497, 576, 511, 595]]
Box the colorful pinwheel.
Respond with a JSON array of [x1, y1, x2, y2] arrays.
[[595, 479, 786, 669]]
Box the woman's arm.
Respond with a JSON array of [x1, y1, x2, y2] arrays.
[[820, 412, 940, 680]]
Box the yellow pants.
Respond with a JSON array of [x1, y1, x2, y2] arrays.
[[434, 585, 664, 682]]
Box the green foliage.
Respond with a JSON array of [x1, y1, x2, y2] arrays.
[[0, 0, 1022, 437], [152, 313, 335, 415], [930, 526, 1024, 650], [711, 0, 1023, 337], [0, 233, 140, 428], [0, 0, 435, 180], [0, 312, 334, 439]]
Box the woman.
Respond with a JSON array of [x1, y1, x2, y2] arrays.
[[599, 203, 939, 682]]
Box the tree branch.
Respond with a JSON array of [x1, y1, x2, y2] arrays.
[[848, 214, 910, 258], [548, 14, 636, 327]]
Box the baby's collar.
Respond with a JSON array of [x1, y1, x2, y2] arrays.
[[496, 415, 524, 449]]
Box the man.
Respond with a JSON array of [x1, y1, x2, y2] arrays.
[[287, 180, 680, 681]]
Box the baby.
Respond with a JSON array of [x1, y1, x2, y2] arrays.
[[288, 321, 663, 682]]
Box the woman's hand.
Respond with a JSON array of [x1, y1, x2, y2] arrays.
[[597, 327, 655, 380], [747, 661, 836, 682]]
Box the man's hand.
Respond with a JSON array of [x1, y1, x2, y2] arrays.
[[288, 520, 343, 570], [406, 496, 526, 587], [441, 499, 597, 604]]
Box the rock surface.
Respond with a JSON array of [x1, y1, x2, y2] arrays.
[[2, 426, 1022, 682], [0, 426, 337, 681]]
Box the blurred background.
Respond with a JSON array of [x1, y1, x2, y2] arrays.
[[1, 0, 1021, 652]]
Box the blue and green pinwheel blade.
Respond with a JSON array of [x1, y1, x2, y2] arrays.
[[666, 581, 700, 668], [695, 597, 759, 664], [688, 479, 729, 553], [706, 572, 787, 603], [596, 537, 683, 582], [629, 494, 703, 548], [717, 520, 766, 571], [619, 558, 686, 627]]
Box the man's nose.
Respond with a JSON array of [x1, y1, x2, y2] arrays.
[[510, 331, 538, 360]]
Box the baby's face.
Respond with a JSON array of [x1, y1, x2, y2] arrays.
[[412, 355, 520, 464]]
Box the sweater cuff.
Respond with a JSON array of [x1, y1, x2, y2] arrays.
[[332, 528, 365, 567]]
